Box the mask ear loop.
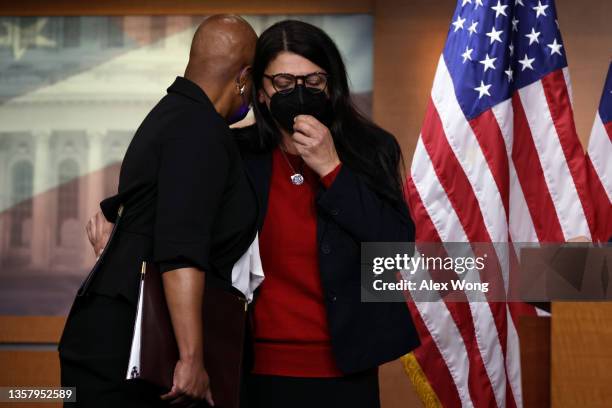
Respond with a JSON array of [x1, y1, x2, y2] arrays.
[[260, 76, 273, 100]]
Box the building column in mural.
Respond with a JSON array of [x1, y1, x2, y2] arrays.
[[31, 130, 51, 269]]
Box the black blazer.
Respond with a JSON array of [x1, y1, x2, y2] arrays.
[[89, 77, 258, 304], [238, 128, 421, 374]]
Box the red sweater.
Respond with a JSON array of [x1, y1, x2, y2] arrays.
[[252, 147, 343, 377]]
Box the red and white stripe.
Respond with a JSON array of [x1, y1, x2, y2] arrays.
[[585, 95, 612, 242], [405, 53, 594, 407]]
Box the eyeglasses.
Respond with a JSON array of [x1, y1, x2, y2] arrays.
[[263, 72, 329, 94]]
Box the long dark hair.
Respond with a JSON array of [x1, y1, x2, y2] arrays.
[[247, 19, 406, 208]]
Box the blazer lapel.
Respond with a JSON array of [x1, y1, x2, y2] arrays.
[[242, 151, 272, 232]]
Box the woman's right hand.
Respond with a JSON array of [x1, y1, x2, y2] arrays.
[[85, 211, 114, 258], [160, 359, 214, 406]]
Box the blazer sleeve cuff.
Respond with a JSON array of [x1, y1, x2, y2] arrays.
[[316, 164, 358, 216], [157, 258, 197, 273], [154, 240, 211, 274]]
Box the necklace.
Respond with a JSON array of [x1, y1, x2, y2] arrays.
[[279, 146, 305, 186]]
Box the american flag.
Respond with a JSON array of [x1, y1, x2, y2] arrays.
[[586, 61, 612, 242], [403, 0, 598, 406]]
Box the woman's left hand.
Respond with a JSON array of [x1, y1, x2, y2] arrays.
[[291, 115, 341, 177]]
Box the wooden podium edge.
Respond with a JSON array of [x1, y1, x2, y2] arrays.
[[518, 314, 551, 408]]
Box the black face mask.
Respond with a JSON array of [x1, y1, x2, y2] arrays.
[[269, 85, 332, 132]]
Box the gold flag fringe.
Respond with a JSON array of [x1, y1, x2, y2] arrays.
[[401, 352, 443, 408]]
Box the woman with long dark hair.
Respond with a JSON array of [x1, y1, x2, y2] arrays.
[[236, 20, 420, 408]]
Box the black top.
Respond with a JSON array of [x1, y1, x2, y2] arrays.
[[236, 125, 421, 374], [93, 77, 257, 303]]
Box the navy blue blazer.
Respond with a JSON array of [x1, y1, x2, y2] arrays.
[[238, 128, 421, 374]]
